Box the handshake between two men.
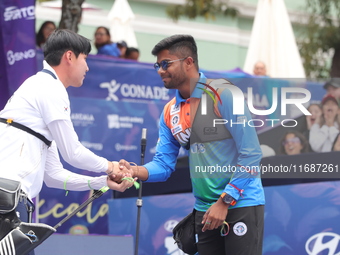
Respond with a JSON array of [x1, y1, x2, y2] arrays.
[[105, 160, 140, 192]]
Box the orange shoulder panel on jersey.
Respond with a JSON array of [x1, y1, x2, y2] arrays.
[[163, 97, 177, 129], [163, 97, 192, 146]]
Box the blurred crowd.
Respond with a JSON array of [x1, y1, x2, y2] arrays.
[[37, 22, 339, 159], [94, 26, 139, 61], [250, 60, 340, 157], [36, 22, 140, 61], [263, 78, 340, 157]]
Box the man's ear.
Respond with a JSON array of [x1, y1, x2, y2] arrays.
[[185, 56, 195, 71], [64, 50, 73, 62]]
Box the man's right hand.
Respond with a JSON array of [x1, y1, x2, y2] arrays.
[[107, 160, 133, 182]]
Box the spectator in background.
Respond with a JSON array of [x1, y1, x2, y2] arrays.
[[36, 21, 56, 49], [306, 104, 323, 130], [323, 78, 340, 104], [279, 131, 309, 155], [117, 40, 128, 58], [309, 94, 340, 152], [125, 47, 140, 61], [94, 26, 120, 58], [303, 104, 322, 147], [253, 61, 267, 76]]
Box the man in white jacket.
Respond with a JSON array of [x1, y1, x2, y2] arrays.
[[0, 29, 134, 254]]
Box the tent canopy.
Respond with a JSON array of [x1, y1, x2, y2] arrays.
[[243, 0, 306, 78]]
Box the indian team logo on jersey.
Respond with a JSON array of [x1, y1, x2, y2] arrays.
[[233, 222, 247, 236], [170, 104, 180, 115], [171, 114, 180, 126]]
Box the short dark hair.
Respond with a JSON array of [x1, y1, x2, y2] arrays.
[[126, 47, 139, 55], [151, 34, 199, 70], [43, 29, 91, 66]]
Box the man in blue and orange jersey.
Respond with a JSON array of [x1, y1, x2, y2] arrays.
[[123, 34, 265, 255]]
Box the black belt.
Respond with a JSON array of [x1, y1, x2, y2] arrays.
[[0, 118, 51, 147]]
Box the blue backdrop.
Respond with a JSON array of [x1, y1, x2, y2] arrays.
[[34, 51, 327, 236], [0, 0, 36, 109]]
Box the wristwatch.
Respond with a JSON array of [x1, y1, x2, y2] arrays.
[[220, 192, 236, 206]]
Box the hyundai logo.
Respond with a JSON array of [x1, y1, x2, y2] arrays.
[[305, 232, 340, 255]]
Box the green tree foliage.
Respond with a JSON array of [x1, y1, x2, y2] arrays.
[[166, 0, 238, 21], [299, 0, 340, 79]]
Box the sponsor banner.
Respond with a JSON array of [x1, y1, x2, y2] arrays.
[[108, 180, 340, 255], [264, 180, 340, 255], [0, 19, 9, 109], [0, 0, 36, 105]]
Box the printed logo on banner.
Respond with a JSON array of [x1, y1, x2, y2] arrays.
[[81, 141, 103, 151], [100, 79, 170, 103], [7, 49, 36, 66], [71, 113, 95, 127], [107, 114, 144, 129], [305, 232, 340, 255], [4, 5, 35, 21], [115, 143, 137, 152]]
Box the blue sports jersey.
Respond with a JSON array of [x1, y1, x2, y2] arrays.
[[144, 73, 265, 211]]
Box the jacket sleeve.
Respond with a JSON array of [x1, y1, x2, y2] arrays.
[[48, 119, 108, 173], [44, 142, 107, 191]]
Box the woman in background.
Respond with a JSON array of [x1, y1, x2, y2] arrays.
[[94, 26, 121, 57], [309, 94, 340, 152], [36, 21, 56, 48], [303, 103, 322, 151], [279, 131, 309, 155]]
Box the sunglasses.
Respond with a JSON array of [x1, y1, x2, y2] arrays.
[[154, 57, 188, 71], [95, 32, 107, 37], [282, 136, 300, 146]]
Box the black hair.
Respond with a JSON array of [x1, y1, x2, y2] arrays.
[[94, 26, 111, 50], [36, 21, 56, 48], [126, 47, 139, 55], [151, 34, 199, 70], [43, 29, 91, 66]]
